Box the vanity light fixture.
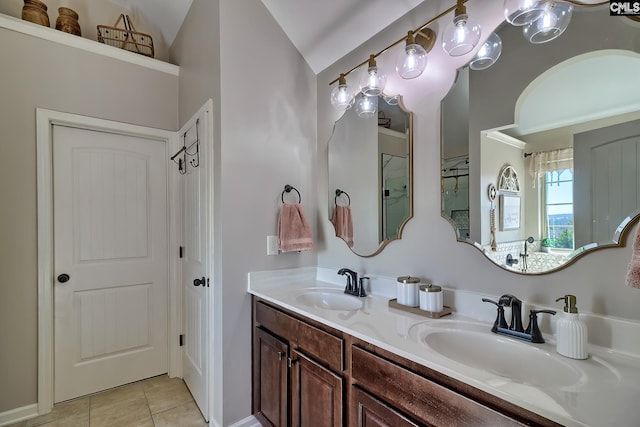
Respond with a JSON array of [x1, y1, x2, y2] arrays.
[[328, 0, 469, 112], [504, 0, 546, 26], [360, 55, 387, 96], [355, 93, 378, 118], [523, 1, 574, 44], [330, 73, 355, 111], [396, 29, 435, 79], [469, 32, 502, 70], [442, 0, 481, 57]]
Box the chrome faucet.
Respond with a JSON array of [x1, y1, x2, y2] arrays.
[[482, 294, 556, 343], [337, 268, 366, 297]]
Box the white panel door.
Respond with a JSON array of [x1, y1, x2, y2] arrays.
[[574, 119, 640, 247], [53, 125, 168, 403], [181, 108, 211, 420]]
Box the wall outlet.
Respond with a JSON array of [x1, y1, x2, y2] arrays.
[[267, 235, 279, 255]]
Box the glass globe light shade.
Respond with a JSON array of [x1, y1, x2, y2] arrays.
[[504, 0, 545, 26], [384, 95, 399, 106], [330, 74, 355, 111], [523, 2, 573, 44], [360, 55, 387, 96], [396, 31, 428, 79], [469, 32, 502, 70], [355, 93, 378, 118], [442, 12, 481, 57]]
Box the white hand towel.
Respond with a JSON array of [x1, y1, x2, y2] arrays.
[[625, 224, 640, 289], [278, 203, 313, 253]]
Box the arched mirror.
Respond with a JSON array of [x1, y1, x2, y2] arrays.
[[328, 93, 413, 257], [441, 7, 640, 274]]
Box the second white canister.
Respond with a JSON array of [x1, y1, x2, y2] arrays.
[[419, 284, 443, 312], [396, 276, 420, 307]]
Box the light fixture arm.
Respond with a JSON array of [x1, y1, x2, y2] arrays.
[[329, 0, 470, 86]]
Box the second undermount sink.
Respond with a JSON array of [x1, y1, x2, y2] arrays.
[[422, 329, 583, 387], [295, 288, 364, 311]]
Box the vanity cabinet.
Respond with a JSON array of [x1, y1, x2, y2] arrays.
[[252, 297, 560, 427], [253, 300, 345, 426]]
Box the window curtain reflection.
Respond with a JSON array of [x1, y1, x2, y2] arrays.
[[528, 147, 573, 187]]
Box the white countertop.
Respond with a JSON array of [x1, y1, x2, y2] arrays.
[[248, 267, 640, 427]]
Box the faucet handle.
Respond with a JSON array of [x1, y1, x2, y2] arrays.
[[358, 277, 369, 297], [482, 298, 508, 331], [525, 309, 557, 343]]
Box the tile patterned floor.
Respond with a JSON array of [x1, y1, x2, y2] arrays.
[[8, 375, 207, 427]]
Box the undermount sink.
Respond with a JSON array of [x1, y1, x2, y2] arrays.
[[422, 329, 583, 387], [295, 288, 364, 311]]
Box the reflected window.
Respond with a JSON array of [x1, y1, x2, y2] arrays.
[[543, 170, 574, 249]]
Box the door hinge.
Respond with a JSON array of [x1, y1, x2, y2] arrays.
[[207, 278, 210, 288], [287, 357, 298, 368], [179, 246, 184, 258], [179, 334, 184, 347]]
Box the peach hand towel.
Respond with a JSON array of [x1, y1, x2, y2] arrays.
[[278, 203, 314, 253], [625, 225, 640, 289], [331, 205, 354, 248]]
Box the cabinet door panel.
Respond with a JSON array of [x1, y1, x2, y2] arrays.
[[255, 328, 288, 427], [351, 387, 421, 427], [291, 350, 343, 427]]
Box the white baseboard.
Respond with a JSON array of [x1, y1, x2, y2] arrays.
[[228, 414, 261, 427], [0, 404, 38, 427]]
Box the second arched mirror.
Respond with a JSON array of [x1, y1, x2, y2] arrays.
[[328, 93, 413, 257]]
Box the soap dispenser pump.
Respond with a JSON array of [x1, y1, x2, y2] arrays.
[[555, 295, 588, 360]]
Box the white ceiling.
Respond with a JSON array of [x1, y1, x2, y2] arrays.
[[259, 0, 428, 74], [116, 0, 426, 74]]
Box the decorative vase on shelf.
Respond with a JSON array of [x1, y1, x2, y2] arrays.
[[21, 0, 50, 27], [55, 7, 81, 36]]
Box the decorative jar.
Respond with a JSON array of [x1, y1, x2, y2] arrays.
[[22, 0, 50, 27], [55, 7, 81, 36]]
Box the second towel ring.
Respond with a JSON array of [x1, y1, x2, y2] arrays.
[[281, 184, 301, 203], [335, 189, 351, 206]]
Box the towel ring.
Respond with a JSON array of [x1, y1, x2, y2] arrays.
[[281, 184, 301, 203], [335, 189, 351, 206]]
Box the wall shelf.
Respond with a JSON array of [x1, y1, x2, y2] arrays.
[[0, 13, 179, 76]]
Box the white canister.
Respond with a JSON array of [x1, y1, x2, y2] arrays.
[[396, 276, 420, 307], [422, 284, 443, 312]]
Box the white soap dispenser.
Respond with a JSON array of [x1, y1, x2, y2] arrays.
[[555, 295, 588, 360]]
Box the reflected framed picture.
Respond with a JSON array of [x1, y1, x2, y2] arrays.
[[500, 194, 520, 230]]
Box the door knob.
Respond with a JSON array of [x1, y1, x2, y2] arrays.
[[57, 274, 70, 283], [193, 277, 206, 287]]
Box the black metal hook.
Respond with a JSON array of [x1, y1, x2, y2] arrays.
[[281, 185, 301, 203], [335, 189, 351, 206]]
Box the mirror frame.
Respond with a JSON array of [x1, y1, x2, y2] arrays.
[[328, 93, 414, 257]]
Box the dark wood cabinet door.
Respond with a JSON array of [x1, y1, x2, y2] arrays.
[[254, 328, 288, 427], [350, 387, 422, 427], [290, 349, 343, 427]]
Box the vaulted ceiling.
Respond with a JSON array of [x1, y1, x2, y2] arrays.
[[112, 0, 427, 74]]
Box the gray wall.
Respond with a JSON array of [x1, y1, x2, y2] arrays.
[[170, 1, 317, 424], [0, 27, 178, 412], [317, 2, 640, 321]]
